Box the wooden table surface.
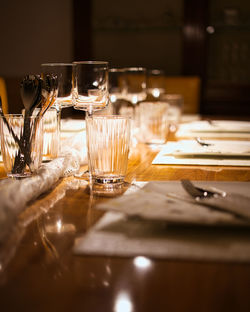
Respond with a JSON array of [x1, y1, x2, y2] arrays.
[[1, 141, 250, 312]]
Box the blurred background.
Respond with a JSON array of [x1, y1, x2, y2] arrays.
[[0, 0, 250, 116]]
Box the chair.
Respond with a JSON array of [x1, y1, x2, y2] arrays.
[[0, 77, 8, 114], [164, 76, 201, 114]]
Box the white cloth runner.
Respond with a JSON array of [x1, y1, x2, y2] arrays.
[[152, 140, 250, 166], [74, 181, 250, 263], [176, 120, 250, 139], [0, 147, 82, 243]]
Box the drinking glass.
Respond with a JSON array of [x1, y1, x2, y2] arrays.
[[146, 69, 166, 100], [122, 67, 147, 119], [73, 61, 109, 116], [160, 94, 184, 132], [108, 68, 127, 114], [138, 102, 169, 144], [86, 115, 131, 192], [0, 114, 43, 178], [23, 107, 60, 162], [72, 61, 109, 178], [41, 63, 75, 109]]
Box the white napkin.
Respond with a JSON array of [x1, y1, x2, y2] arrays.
[[176, 120, 250, 139], [74, 181, 250, 262], [60, 119, 87, 165], [152, 140, 250, 166]]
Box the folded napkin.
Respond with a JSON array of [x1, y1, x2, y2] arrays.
[[176, 120, 250, 139], [74, 181, 250, 262], [152, 140, 250, 166]]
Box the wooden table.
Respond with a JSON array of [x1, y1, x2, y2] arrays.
[[1, 142, 250, 312]]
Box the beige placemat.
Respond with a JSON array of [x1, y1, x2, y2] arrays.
[[74, 181, 250, 263]]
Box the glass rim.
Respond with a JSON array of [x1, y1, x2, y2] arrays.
[[73, 61, 108, 66], [109, 68, 125, 73], [1, 114, 42, 119], [123, 67, 146, 72], [41, 63, 74, 67], [86, 115, 131, 120]]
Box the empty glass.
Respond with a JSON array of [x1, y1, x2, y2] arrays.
[[109, 68, 127, 114], [40, 107, 60, 161], [139, 102, 169, 144], [146, 69, 166, 100], [160, 94, 183, 132], [86, 115, 131, 188], [41, 63, 75, 109], [73, 61, 109, 116]]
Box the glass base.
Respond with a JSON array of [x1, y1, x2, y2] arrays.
[[91, 180, 127, 197], [94, 175, 124, 185], [7, 171, 33, 179], [74, 170, 90, 180]]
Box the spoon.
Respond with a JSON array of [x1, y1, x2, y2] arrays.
[[36, 74, 58, 118], [20, 75, 42, 116]]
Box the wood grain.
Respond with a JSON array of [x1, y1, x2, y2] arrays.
[[0, 140, 250, 312]]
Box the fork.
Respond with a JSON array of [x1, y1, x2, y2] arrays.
[[181, 179, 226, 200], [181, 179, 250, 220], [195, 137, 213, 147]]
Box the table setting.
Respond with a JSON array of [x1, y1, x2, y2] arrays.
[[1, 60, 250, 266], [152, 139, 250, 166], [1, 63, 250, 312], [176, 119, 250, 139], [74, 180, 250, 263]]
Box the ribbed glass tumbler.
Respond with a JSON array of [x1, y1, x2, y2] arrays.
[[0, 114, 43, 178], [86, 115, 131, 188]]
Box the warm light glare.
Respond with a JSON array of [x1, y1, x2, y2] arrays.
[[132, 95, 138, 104], [206, 26, 215, 34], [110, 94, 117, 103], [56, 219, 62, 232], [133, 256, 152, 269], [152, 88, 160, 98], [114, 292, 133, 312]]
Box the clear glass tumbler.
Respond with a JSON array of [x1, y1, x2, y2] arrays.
[[139, 102, 169, 144], [0, 114, 43, 178], [86, 115, 131, 187], [41, 107, 60, 161], [160, 94, 184, 132]]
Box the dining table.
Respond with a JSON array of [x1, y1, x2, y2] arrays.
[[0, 118, 250, 312]]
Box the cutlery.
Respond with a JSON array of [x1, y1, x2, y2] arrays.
[[181, 179, 250, 220], [35, 74, 58, 118], [195, 137, 213, 147], [181, 179, 225, 199]]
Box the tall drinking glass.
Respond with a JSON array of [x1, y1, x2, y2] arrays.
[[146, 69, 166, 100], [121, 67, 147, 145], [108, 68, 127, 114], [41, 63, 75, 148], [72, 61, 109, 179], [73, 61, 109, 116], [41, 63, 75, 110], [86, 115, 131, 194]]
